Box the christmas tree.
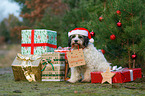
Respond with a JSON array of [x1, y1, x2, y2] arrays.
[[61, 0, 145, 68], [12, 0, 145, 69]]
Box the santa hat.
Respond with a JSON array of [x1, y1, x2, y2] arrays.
[[68, 28, 94, 43]]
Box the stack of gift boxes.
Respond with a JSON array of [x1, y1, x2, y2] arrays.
[[12, 29, 69, 82], [11, 29, 142, 83]]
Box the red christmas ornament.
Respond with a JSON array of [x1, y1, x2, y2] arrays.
[[110, 34, 116, 40], [101, 49, 105, 54], [90, 31, 95, 37], [132, 54, 137, 59], [116, 10, 121, 15], [117, 21, 122, 27], [99, 16, 103, 21]]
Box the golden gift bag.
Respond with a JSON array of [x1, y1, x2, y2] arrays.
[[12, 53, 42, 82]]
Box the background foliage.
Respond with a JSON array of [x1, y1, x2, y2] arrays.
[[0, 0, 145, 69]]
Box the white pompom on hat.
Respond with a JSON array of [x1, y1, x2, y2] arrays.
[[68, 28, 94, 43]]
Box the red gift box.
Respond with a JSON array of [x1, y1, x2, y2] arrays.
[[54, 47, 70, 59], [91, 68, 142, 83]]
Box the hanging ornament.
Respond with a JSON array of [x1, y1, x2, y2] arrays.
[[117, 21, 122, 27], [99, 16, 103, 21], [101, 49, 105, 54], [131, 54, 137, 59], [116, 10, 121, 15], [110, 34, 116, 40], [90, 31, 95, 37]]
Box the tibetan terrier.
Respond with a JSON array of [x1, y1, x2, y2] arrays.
[[67, 28, 110, 83]]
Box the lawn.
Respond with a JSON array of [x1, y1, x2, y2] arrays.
[[0, 69, 145, 96], [0, 44, 145, 96]]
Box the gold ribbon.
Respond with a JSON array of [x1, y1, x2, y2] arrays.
[[17, 53, 41, 82]]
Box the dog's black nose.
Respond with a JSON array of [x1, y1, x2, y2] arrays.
[[74, 40, 78, 43]]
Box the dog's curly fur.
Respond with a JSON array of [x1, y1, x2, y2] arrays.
[[68, 34, 110, 83]]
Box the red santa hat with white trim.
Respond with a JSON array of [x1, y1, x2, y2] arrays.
[[68, 28, 94, 43]]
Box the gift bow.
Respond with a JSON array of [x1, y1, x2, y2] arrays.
[[41, 59, 55, 71], [17, 53, 41, 82], [111, 66, 123, 71], [17, 53, 41, 67]]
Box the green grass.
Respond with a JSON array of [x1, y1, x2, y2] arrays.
[[0, 72, 145, 96], [0, 44, 145, 96]]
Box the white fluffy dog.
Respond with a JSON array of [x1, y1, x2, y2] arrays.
[[67, 28, 110, 83]]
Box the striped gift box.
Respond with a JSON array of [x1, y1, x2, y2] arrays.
[[41, 52, 65, 81]]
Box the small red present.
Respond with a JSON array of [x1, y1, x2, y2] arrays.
[[91, 68, 142, 83], [54, 47, 70, 59]]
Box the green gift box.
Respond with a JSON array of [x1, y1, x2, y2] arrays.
[[41, 52, 65, 81], [21, 29, 57, 55]]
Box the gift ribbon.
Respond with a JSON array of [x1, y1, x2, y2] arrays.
[[31, 29, 34, 55], [129, 70, 133, 81], [41, 59, 55, 71], [111, 66, 123, 71], [17, 53, 41, 82], [21, 29, 57, 55]]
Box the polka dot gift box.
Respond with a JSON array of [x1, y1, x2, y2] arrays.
[[21, 29, 57, 55]]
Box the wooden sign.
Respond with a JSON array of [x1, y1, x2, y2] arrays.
[[66, 49, 86, 68], [101, 67, 115, 84]]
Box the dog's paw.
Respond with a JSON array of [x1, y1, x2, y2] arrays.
[[67, 79, 77, 83], [81, 79, 91, 83]]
